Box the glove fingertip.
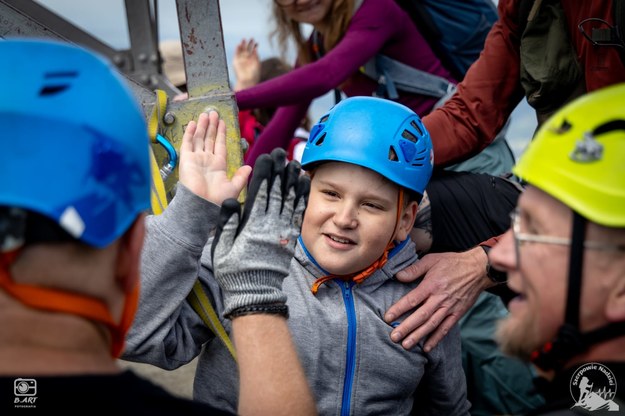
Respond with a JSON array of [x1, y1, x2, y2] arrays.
[[219, 199, 242, 228], [284, 160, 301, 194], [212, 199, 241, 260], [270, 148, 287, 167], [271, 149, 286, 198], [296, 175, 311, 207], [249, 154, 273, 193]]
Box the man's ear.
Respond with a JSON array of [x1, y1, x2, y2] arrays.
[[115, 214, 146, 293], [394, 201, 419, 242], [606, 275, 625, 322]]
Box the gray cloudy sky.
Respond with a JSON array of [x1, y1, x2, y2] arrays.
[[36, 0, 287, 81], [35, 0, 535, 158]]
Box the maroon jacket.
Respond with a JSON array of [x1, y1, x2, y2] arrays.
[[424, 0, 625, 166]]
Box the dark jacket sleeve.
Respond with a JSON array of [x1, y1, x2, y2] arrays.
[[417, 324, 471, 415]]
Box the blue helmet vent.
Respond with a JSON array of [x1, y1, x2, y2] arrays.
[[40, 71, 78, 96], [307, 123, 324, 144], [314, 132, 327, 146], [410, 120, 424, 136], [410, 146, 428, 167], [388, 146, 400, 162], [40, 84, 70, 96], [402, 129, 418, 144]]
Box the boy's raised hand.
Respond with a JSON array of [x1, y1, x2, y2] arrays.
[[178, 111, 252, 205], [211, 148, 310, 318]]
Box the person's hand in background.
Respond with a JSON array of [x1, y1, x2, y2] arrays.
[[233, 38, 261, 91]]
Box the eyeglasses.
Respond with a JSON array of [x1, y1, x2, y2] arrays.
[[510, 208, 625, 268]]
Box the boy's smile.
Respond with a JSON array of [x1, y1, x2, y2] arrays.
[[301, 162, 409, 276]]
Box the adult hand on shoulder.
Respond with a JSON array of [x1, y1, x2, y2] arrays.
[[178, 111, 252, 205], [384, 246, 493, 352]]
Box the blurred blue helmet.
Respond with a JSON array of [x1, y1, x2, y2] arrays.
[[301, 96, 433, 194], [0, 39, 150, 248]]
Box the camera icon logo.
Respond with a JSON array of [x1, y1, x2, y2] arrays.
[[14, 378, 37, 396]]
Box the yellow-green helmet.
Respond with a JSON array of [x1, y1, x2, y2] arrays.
[[513, 83, 625, 227]]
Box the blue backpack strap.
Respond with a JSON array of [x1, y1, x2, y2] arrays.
[[396, 0, 497, 80]]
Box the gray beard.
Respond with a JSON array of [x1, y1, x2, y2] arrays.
[[494, 315, 536, 363]]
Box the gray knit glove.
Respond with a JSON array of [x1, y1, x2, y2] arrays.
[[211, 148, 309, 318]]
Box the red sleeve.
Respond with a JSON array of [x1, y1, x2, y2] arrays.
[[243, 101, 310, 167], [423, 0, 526, 167], [238, 110, 258, 149]]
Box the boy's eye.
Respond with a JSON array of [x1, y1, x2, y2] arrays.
[[321, 190, 339, 198], [362, 201, 383, 210]]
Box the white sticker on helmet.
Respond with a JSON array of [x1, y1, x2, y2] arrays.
[[59, 207, 85, 239]]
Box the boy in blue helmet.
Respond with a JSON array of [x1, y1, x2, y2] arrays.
[[125, 96, 470, 415], [0, 38, 315, 415]]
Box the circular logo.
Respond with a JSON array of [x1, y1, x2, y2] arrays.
[[570, 362, 619, 412], [15, 381, 30, 394]]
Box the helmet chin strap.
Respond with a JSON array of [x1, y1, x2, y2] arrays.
[[530, 212, 625, 371]]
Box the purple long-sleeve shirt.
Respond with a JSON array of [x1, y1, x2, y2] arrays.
[[236, 0, 455, 167]]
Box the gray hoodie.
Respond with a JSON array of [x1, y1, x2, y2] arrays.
[[124, 185, 470, 415]]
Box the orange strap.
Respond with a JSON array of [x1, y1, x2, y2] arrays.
[[310, 243, 392, 295], [0, 251, 116, 328], [311, 275, 336, 295]]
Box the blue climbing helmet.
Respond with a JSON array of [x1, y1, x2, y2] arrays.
[[301, 96, 433, 195], [0, 39, 150, 248]]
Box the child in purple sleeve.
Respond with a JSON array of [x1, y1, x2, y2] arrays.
[[237, 0, 456, 167]]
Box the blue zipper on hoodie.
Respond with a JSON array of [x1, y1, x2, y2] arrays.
[[340, 280, 357, 416], [297, 236, 411, 415]]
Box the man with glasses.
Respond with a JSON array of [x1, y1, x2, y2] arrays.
[[488, 83, 625, 414], [386, 0, 625, 360]]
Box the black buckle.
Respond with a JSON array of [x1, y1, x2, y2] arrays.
[[578, 17, 625, 49]]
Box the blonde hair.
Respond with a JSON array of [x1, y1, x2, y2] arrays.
[[270, 0, 356, 64]]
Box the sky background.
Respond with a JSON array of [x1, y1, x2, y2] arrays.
[[35, 0, 536, 159]]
